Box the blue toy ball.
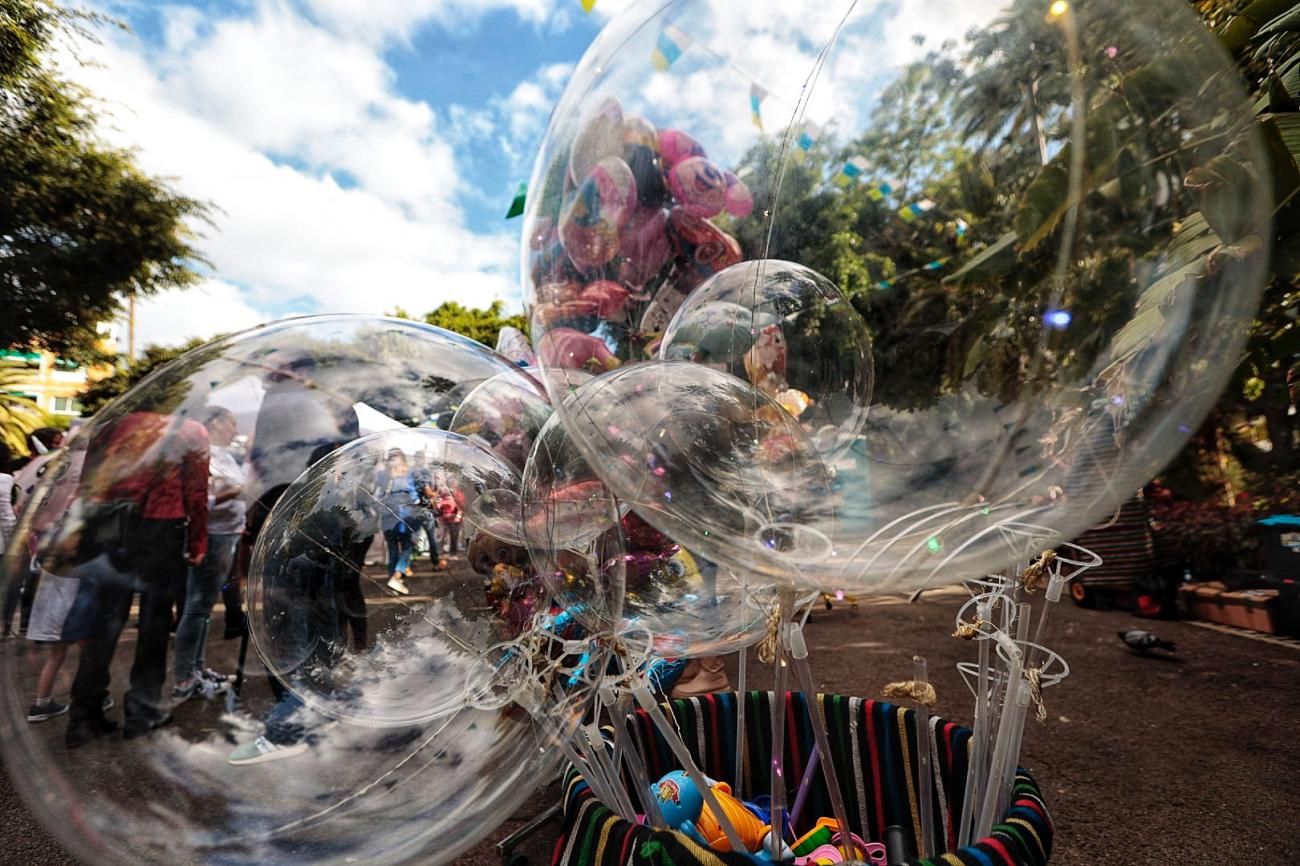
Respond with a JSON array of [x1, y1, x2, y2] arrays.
[[650, 770, 703, 829]]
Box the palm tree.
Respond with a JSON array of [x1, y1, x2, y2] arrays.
[[0, 362, 50, 457]]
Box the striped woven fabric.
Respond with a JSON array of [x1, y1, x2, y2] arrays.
[[554, 691, 1053, 866]]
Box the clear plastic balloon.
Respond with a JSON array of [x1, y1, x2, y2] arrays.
[[448, 368, 552, 471], [0, 315, 578, 866], [659, 259, 874, 458], [523, 0, 1271, 594], [523, 406, 774, 657], [248, 427, 522, 726], [536, 364, 833, 585]]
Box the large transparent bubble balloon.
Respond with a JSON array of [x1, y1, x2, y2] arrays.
[[549, 362, 835, 586], [523, 0, 1271, 594], [249, 428, 522, 726], [522, 409, 774, 657], [0, 315, 576, 866], [448, 369, 551, 472], [659, 259, 874, 458]]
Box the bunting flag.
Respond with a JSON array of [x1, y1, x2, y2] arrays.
[[651, 24, 691, 71], [749, 83, 767, 131], [796, 120, 822, 151], [505, 182, 527, 219], [580, 0, 597, 11], [866, 181, 894, 202], [898, 198, 936, 222], [833, 155, 869, 187]]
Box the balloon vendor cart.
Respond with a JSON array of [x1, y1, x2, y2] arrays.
[[554, 692, 1053, 866]]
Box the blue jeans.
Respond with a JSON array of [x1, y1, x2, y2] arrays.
[[384, 527, 412, 576], [174, 532, 240, 682]]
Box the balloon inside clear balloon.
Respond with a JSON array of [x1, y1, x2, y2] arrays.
[[0, 315, 589, 866], [523, 0, 1271, 595]]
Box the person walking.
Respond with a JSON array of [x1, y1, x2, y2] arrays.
[[435, 487, 463, 557], [173, 407, 246, 701], [65, 405, 209, 747], [377, 450, 417, 595]]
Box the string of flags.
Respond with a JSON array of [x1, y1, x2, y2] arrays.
[[876, 256, 951, 289]]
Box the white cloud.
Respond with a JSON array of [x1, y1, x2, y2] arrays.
[[60, 0, 527, 348], [126, 279, 268, 348]]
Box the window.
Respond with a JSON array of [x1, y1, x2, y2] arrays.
[[52, 397, 82, 415]]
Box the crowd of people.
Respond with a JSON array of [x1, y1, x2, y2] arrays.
[[0, 361, 465, 764]]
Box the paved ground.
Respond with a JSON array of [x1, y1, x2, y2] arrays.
[[2, 560, 1298, 865]]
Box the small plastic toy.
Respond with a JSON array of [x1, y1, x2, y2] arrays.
[[791, 818, 886, 865], [650, 770, 789, 858]]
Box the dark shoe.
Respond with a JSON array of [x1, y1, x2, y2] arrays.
[[123, 713, 174, 741], [28, 700, 69, 722], [66, 714, 119, 749]]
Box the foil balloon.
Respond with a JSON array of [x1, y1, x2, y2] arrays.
[[523, 0, 1270, 595]]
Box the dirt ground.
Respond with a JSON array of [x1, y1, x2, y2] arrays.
[[2, 562, 1298, 865]]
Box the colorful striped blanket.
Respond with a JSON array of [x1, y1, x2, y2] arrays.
[[556, 691, 1052, 866]]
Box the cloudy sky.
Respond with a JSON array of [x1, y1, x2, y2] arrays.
[[64, 0, 638, 349], [63, 0, 997, 351]]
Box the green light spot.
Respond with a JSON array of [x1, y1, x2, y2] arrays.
[[981, 507, 991, 515], [926, 536, 942, 554]]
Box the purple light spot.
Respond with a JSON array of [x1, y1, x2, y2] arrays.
[[606, 424, 621, 436], [1105, 45, 1118, 58], [1110, 394, 1126, 406], [1043, 309, 1072, 330], [663, 490, 673, 501], [653, 466, 666, 476], [835, 590, 845, 601], [1178, 424, 1192, 433]]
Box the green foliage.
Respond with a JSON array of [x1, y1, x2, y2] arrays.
[[394, 300, 528, 349], [78, 337, 211, 415], [0, 361, 50, 455], [1, 0, 210, 363]]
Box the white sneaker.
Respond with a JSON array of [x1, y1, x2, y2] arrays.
[[228, 736, 308, 766], [386, 575, 410, 596]]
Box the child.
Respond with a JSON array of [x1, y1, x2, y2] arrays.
[[435, 488, 463, 558], [25, 534, 116, 722]]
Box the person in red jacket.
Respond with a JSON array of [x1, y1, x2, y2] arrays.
[[435, 488, 463, 557], [64, 408, 209, 747]]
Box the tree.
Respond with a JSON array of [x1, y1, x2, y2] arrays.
[[1, 0, 210, 363], [78, 337, 210, 414], [0, 362, 49, 455], [395, 300, 528, 350]]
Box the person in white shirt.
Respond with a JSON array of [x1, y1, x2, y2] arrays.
[[173, 407, 247, 700], [0, 444, 17, 555]]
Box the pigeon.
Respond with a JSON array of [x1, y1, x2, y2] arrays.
[[1118, 629, 1176, 654]]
